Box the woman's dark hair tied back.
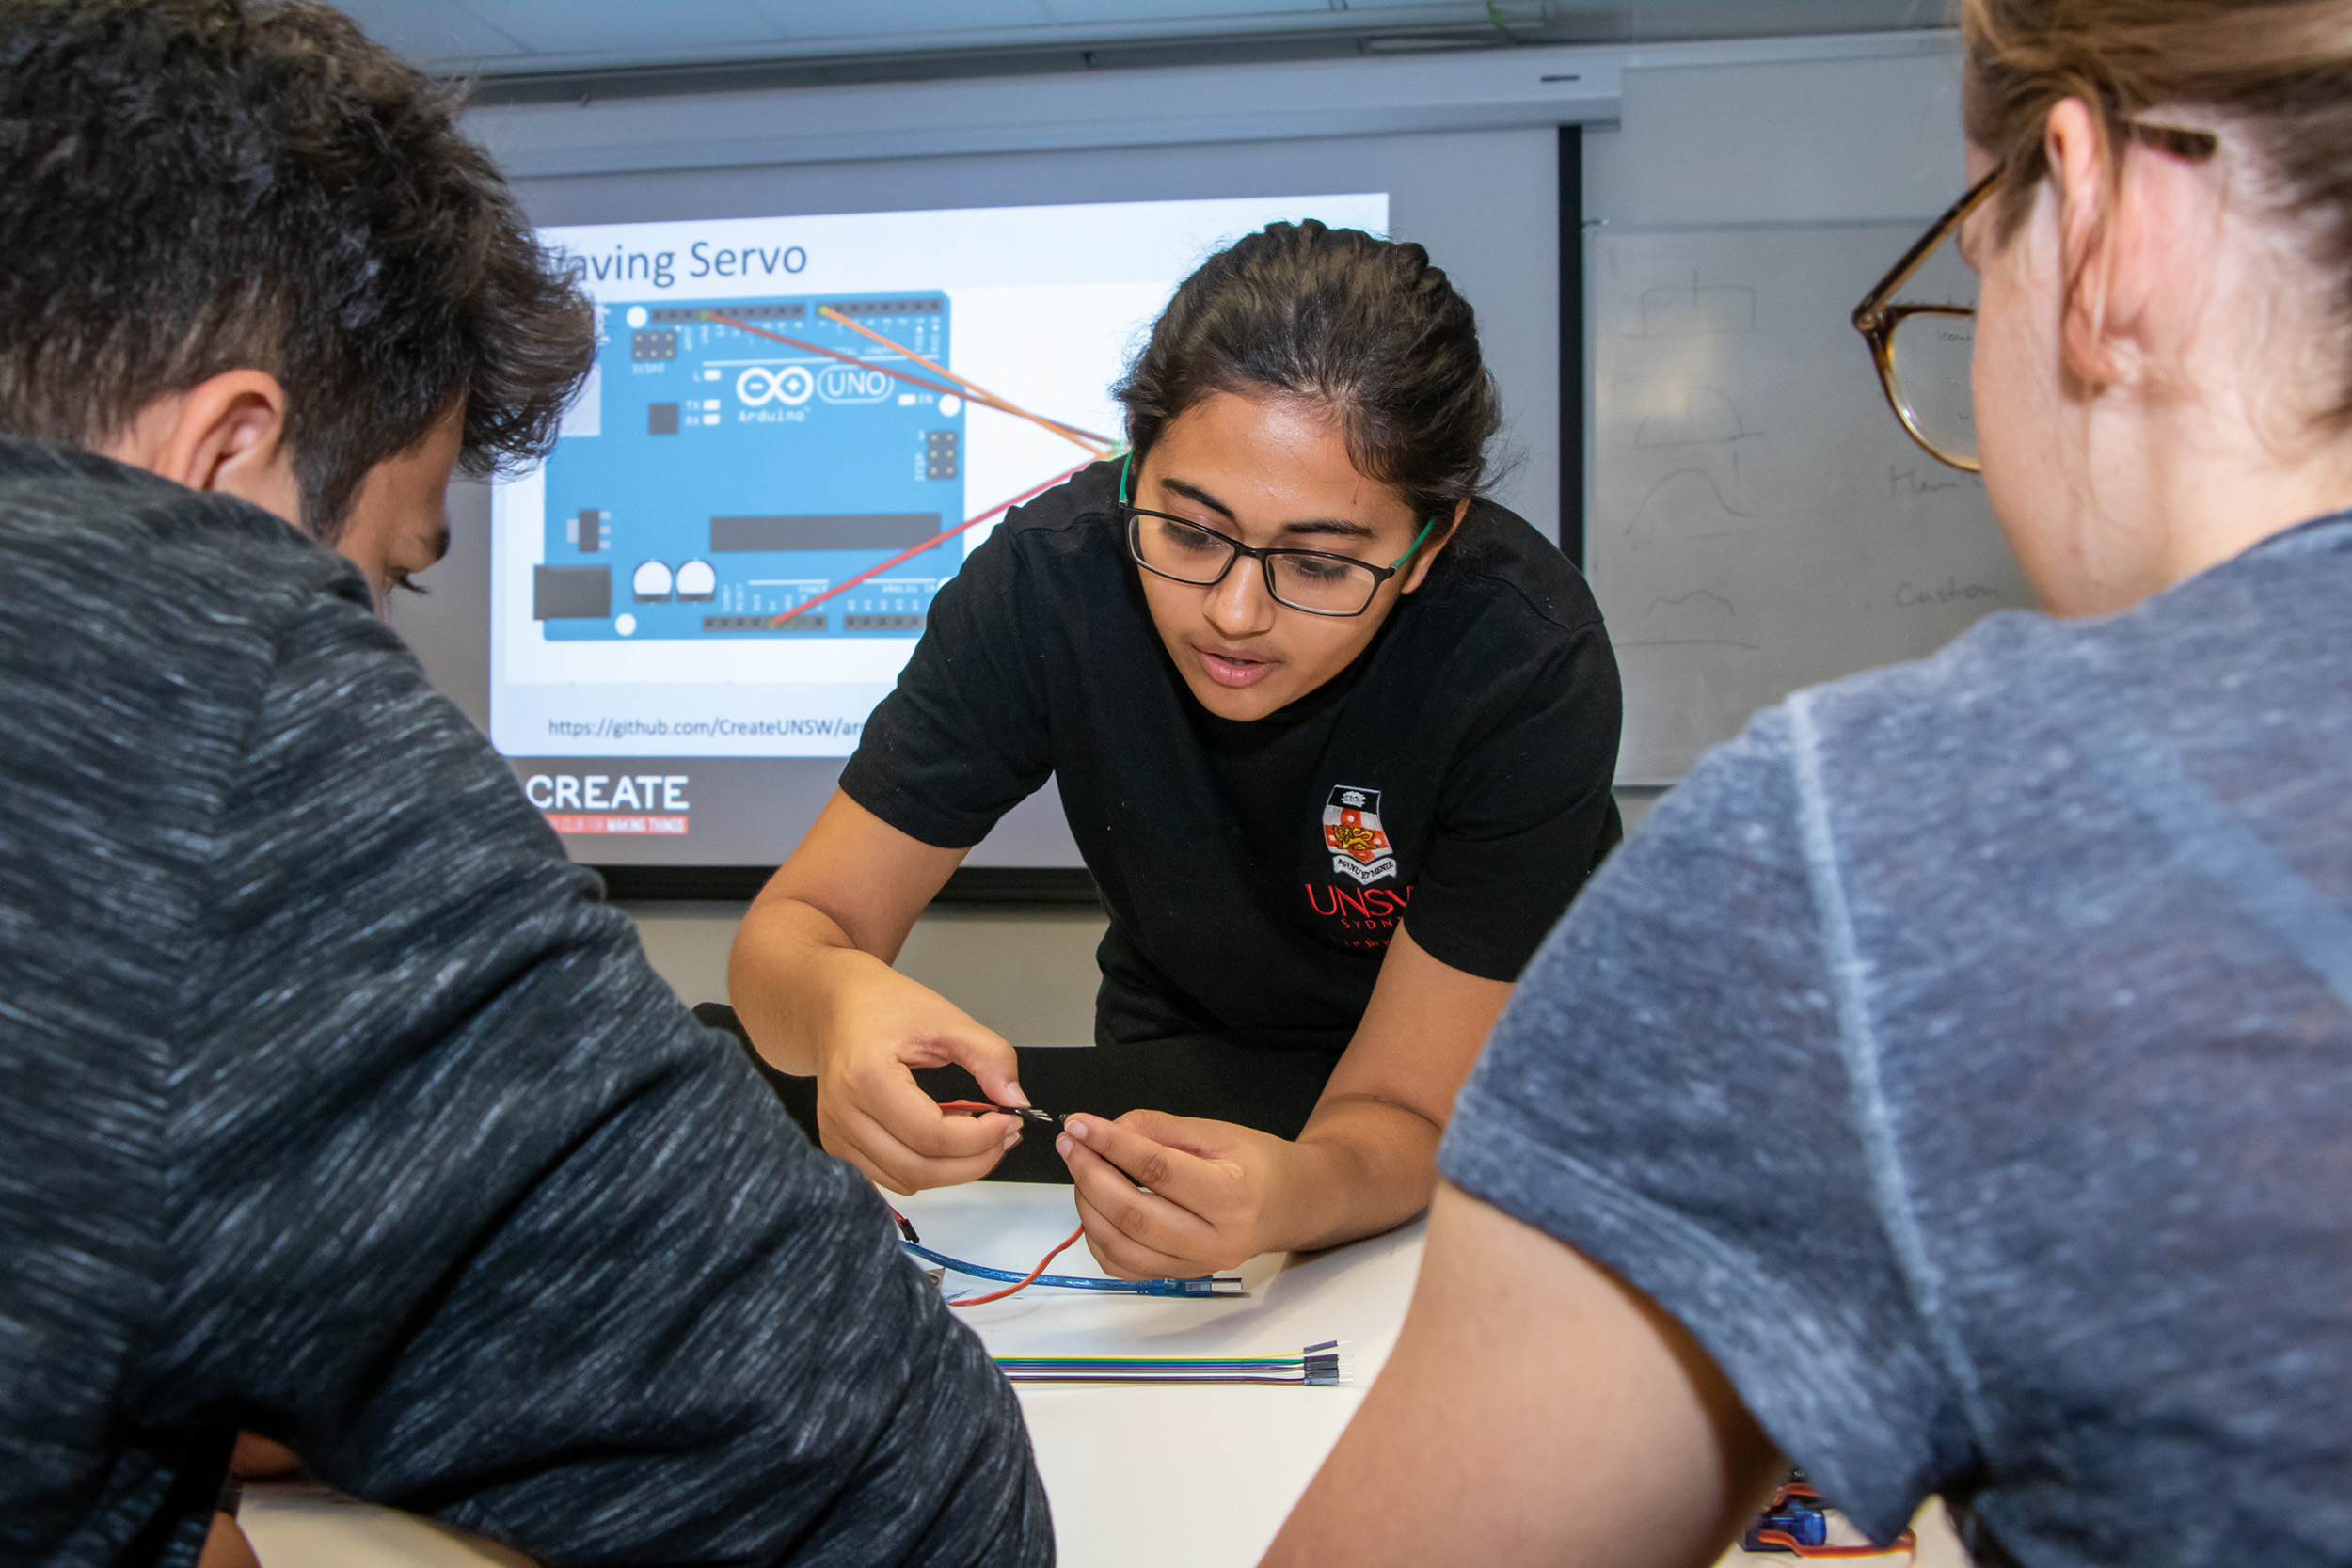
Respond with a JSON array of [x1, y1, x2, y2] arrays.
[[1114, 221, 1503, 523]]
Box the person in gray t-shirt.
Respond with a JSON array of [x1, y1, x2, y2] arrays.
[[1264, 4, 2352, 1566]]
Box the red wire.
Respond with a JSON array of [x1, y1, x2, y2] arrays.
[[950, 1225, 1087, 1307], [893, 1109, 1088, 1307], [765, 460, 1089, 627], [1753, 1528, 1918, 1559]]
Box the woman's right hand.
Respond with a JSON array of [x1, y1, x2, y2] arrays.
[[730, 790, 1033, 1192], [803, 947, 1028, 1193]]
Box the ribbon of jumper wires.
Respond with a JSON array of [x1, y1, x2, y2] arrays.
[[1742, 1480, 1918, 1560], [993, 1341, 1345, 1386], [694, 307, 1118, 631]]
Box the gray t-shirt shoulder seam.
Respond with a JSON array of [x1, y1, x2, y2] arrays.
[[1786, 688, 1995, 1445]]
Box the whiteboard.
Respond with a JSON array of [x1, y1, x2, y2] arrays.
[[1590, 222, 2029, 784]]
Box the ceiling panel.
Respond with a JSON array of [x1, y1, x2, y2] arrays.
[[336, 0, 1511, 71], [459, 0, 783, 53], [331, 0, 1939, 78], [749, 0, 1061, 41], [1039, 1, 1335, 21], [333, 0, 523, 58]]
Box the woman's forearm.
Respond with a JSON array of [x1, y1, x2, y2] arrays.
[[1277, 1095, 1447, 1253], [726, 790, 974, 1076], [725, 897, 882, 1075], [1265, 924, 1510, 1255]]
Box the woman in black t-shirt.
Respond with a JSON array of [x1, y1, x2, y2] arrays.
[[729, 222, 1622, 1278]]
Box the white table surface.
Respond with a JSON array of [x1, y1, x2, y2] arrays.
[[897, 1182, 1425, 1566], [244, 1181, 1965, 1568]]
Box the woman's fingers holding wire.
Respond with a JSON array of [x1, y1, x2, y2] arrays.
[[1072, 1180, 1225, 1281], [917, 1022, 1029, 1115], [842, 1049, 1021, 1157], [803, 963, 1025, 1186], [1058, 1115, 1261, 1275], [1101, 1105, 1229, 1160], [818, 1053, 1019, 1192], [1062, 1112, 1213, 1194], [822, 1097, 1015, 1194], [826, 1003, 1025, 1153]]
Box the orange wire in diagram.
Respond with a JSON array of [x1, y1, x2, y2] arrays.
[[818, 304, 1111, 456], [698, 309, 1113, 455]]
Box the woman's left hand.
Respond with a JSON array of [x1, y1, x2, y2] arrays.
[[1057, 1110, 1300, 1277]]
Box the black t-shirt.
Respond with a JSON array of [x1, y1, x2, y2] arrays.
[[842, 458, 1622, 1062]]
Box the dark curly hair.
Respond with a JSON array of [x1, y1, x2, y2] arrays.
[[1114, 221, 1503, 525], [0, 0, 594, 536]]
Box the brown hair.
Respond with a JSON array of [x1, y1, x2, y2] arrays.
[[0, 0, 594, 536], [1961, 0, 2352, 405]]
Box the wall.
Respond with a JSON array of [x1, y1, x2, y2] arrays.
[[1581, 46, 1964, 228], [628, 900, 1108, 1049], [432, 31, 1956, 1037]]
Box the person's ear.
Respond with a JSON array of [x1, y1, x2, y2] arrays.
[[100, 370, 301, 528], [1399, 497, 1471, 594], [2045, 97, 2137, 392]]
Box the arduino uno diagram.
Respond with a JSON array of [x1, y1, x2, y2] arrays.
[[532, 292, 966, 641]]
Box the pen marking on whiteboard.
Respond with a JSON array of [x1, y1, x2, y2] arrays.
[[1627, 274, 1758, 338], [1634, 385, 1763, 448], [1623, 467, 1756, 536]]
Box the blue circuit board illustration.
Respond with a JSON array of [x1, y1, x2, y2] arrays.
[[532, 292, 965, 641]]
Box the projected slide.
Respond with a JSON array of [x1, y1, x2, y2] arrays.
[[492, 192, 1389, 760]]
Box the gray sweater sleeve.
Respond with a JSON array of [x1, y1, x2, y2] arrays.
[[138, 547, 1050, 1561], [1438, 710, 1973, 1542]]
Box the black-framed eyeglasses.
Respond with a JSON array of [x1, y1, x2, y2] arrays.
[[1116, 451, 1438, 618], [1852, 120, 2219, 473]]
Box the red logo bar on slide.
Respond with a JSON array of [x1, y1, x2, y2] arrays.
[[544, 813, 689, 835]]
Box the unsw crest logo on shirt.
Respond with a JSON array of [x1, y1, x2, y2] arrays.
[[1322, 785, 1397, 885]]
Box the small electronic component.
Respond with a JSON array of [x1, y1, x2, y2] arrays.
[[675, 559, 717, 600], [701, 613, 826, 633], [1742, 1478, 1916, 1560], [937, 1099, 1062, 1127], [631, 561, 674, 602], [532, 564, 611, 620], [925, 428, 960, 479], [650, 302, 803, 324]]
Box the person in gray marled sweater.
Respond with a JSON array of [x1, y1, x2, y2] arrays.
[[0, 4, 1049, 1564]]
